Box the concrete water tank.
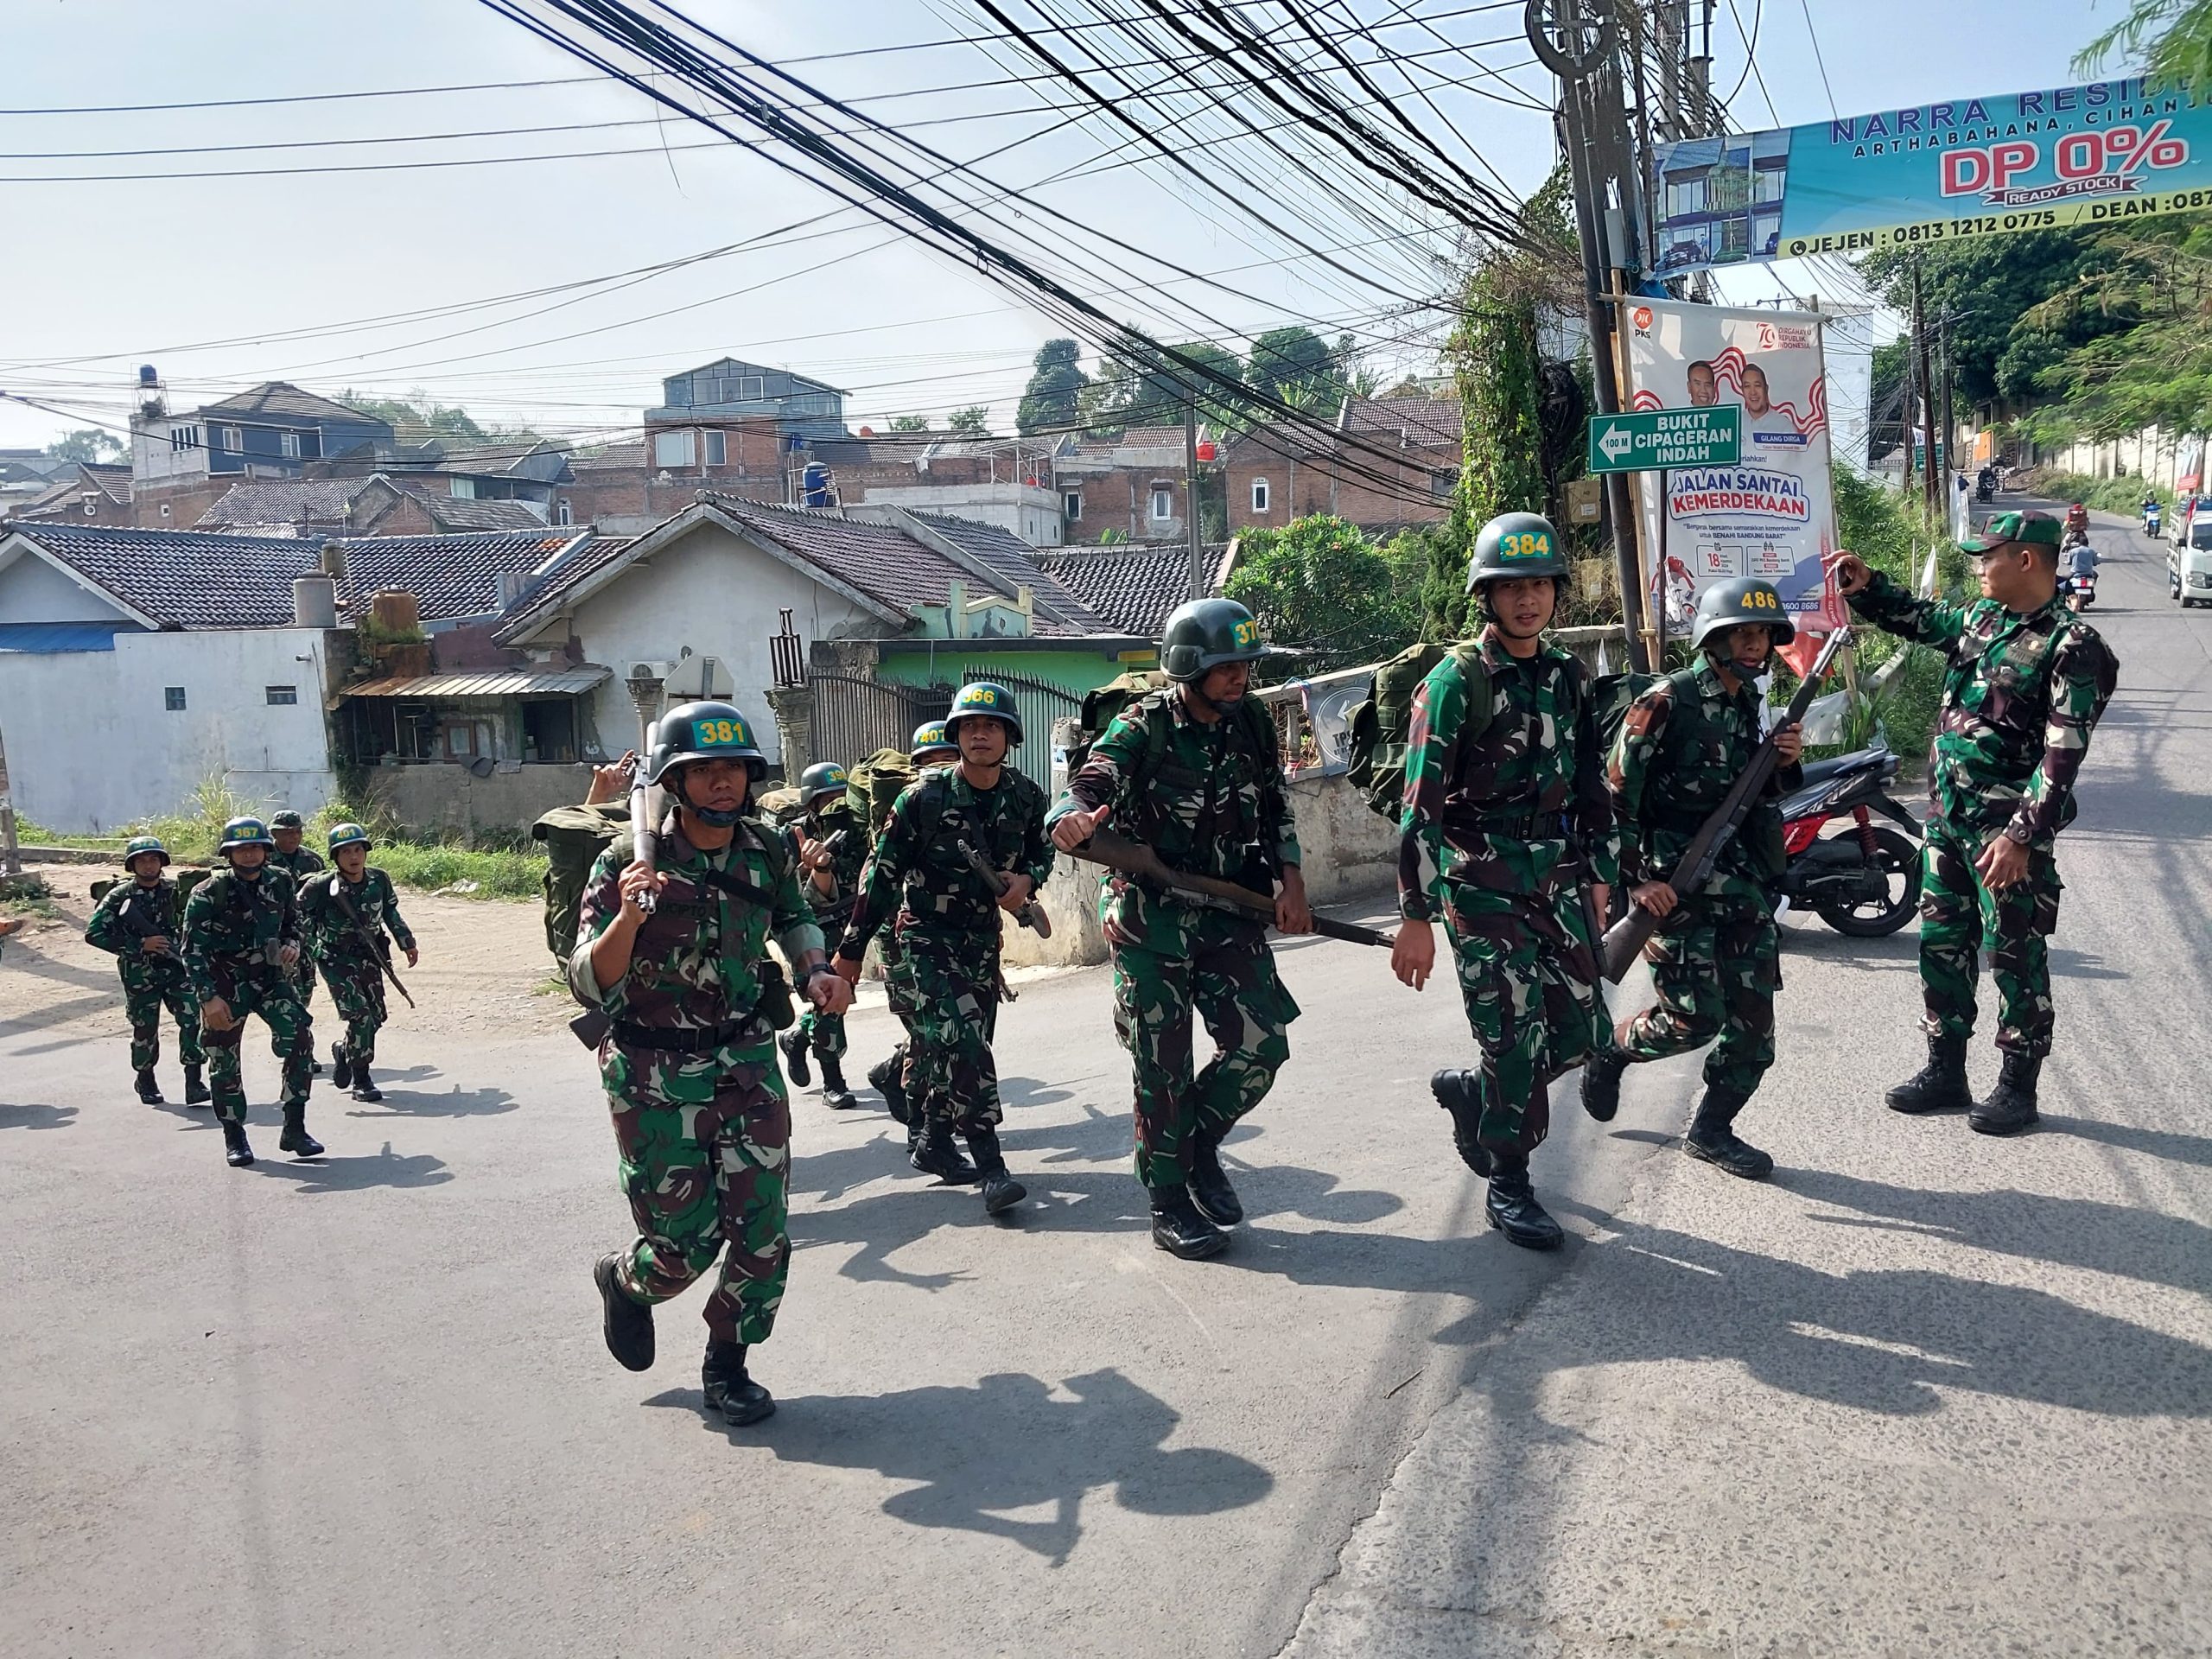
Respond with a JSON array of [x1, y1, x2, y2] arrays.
[[292, 575, 338, 629]]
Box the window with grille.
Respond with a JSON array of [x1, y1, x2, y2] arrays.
[[266, 686, 297, 706], [163, 687, 186, 711]]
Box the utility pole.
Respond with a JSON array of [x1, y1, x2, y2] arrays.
[[1939, 310, 1957, 499], [1184, 391, 1205, 601], [1914, 261, 1940, 516], [0, 720, 20, 877]]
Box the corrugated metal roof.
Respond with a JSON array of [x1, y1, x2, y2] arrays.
[[342, 665, 610, 698]]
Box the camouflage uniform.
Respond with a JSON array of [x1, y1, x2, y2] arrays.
[[841, 769, 1052, 1130], [791, 795, 868, 1063], [571, 817, 822, 1347], [299, 867, 415, 1071], [267, 842, 327, 1013], [85, 876, 205, 1074], [1606, 658, 1799, 1096], [1848, 570, 2118, 1055], [181, 868, 314, 1124], [1399, 632, 1615, 1160], [1054, 690, 1300, 1190]]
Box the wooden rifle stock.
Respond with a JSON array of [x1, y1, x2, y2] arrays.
[[1598, 630, 1848, 983], [957, 837, 1051, 937], [1070, 827, 1392, 949]]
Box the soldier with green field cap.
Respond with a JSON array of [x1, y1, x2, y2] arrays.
[[85, 834, 208, 1107], [181, 816, 319, 1167], [1831, 508, 2118, 1135], [778, 760, 868, 1110], [1585, 577, 1806, 1181], [299, 822, 417, 1103], [1392, 512, 1617, 1251], [1050, 597, 1307, 1262], [836, 681, 1054, 1217], [575, 700, 849, 1427], [865, 718, 962, 1123], [266, 810, 327, 1050]]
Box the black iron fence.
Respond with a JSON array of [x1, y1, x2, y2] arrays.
[[809, 673, 945, 770]]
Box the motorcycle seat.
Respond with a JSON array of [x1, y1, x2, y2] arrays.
[[1796, 744, 1893, 788]]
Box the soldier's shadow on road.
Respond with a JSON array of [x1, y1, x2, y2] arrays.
[[2038, 1113, 2212, 1168], [0, 1103, 79, 1130], [1491, 1202, 2212, 1420], [642, 1366, 1273, 1565], [338, 1065, 519, 1117], [251, 1140, 453, 1192]]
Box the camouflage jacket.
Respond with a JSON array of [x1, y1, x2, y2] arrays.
[[842, 767, 1052, 958], [299, 867, 416, 963], [86, 876, 193, 987], [1608, 658, 1799, 905], [570, 816, 822, 1033], [1397, 631, 1618, 922], [792, 797, 869, 928], [181, 868, 302, 1004], [269, 845, 327, 887], [1849, 570, 2118, 844]]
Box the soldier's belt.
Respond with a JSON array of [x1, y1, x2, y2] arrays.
[[609, 1018, 755, 1055]]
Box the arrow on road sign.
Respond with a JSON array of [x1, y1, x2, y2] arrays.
[[1599, 427, 1635, 463]]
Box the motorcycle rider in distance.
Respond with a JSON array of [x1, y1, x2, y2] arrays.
[[2062, 531, 2099, 612]]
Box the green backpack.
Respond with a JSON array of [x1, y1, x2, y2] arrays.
[[1066, 669, 1171, 779], [1344, 641, 1493, 823], [531, 801, 628, 963], [846, 747, 918, 836]]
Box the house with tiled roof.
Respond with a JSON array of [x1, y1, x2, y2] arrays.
[[1052, 426, 1206, 544], [1222, 392, 1463, 537], [1031, 542, 1229, 639], [812, 432, 1070, 548], [127, 376, 395, 531], [13, 462, 136, 528]]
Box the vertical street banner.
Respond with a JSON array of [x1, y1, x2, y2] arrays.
[[1623, 298, 1844, 633], [1650, 77, 2210, 273]]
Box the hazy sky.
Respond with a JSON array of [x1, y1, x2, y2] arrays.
[[0, 0, 2126, 452]]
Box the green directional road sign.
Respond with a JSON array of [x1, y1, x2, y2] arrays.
[[1586, 405, 1742, 474]]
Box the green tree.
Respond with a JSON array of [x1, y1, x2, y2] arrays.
[[948, 405, 993, 437], [45, 429, 122, 463], [1015, 338, 1090, 434], [336, 391, 541, 454], [2077, 0, 2212, 79], [1224, 514, 1421, 676], [1246, 326, 1339, 406], [887, 414, 931, 432]]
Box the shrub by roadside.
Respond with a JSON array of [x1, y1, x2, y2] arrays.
[[2029, 471, 2168, 518]]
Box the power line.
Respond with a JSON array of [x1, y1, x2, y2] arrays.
[[1796, 0, 1837, 119]]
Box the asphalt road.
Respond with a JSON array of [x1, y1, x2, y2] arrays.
[[3, 498, 2206, 1656]]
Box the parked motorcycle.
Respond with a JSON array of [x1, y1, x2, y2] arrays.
[[1775, 744, 1923, 937]]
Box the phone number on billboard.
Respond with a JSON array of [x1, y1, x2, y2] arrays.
[[1784, 193, 2212, 257]]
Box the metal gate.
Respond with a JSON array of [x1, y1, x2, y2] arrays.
[[809, 673, 944, 771], [949, 669, 1082, 791]]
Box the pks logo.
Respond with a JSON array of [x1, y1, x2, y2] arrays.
[[1632, 306, 1653, 332]]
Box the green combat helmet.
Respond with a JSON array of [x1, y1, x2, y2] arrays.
[[798, 761, 849, 806], [269, 810, 306, 831], [1466, 512, 1571, 593], [218, 816, 274, 855], [124, 835, 170, 870], [1692, 576, 1796, 650], [1160, 596, 1277, 683], [944, 680, 1022, 745], [910, 720, 957, 764], [327, 822, 372, 854], [644, 700, 767, 785]]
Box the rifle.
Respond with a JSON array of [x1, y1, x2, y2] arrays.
[[957, 837, 1052, 938], [1599, 629, 1847, 983], [324, 875, 416, 1008], [1069, 826, 1392, 948], [112, 881, 177, 955], [631, 777, 662, 917]]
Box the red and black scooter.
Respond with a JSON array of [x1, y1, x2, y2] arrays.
[[1774, 742, 1923, 936]]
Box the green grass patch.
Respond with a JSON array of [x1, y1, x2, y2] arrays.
[[2029, 471, 2168, 518], [1, 871, 60, 921]]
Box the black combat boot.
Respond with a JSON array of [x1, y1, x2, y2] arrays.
[[1969, 1052, 2042, 1136], [1580, 1046, 1630, 1123], [278, 1101, 325, 1160], [220, 1119, 255, 1169], [350, 1063, 382, 1103], [702, 1338, 775, 1426], [1186, 1128, 1243, 1227], [1484, 1154, 1564, 1251], [134, 1068, 164, 1105], [183, 1065, 211, 1105], [1148, 1185, 1228, 1260], [1885, 1032, 1973, 1115], [329, 1040, 353, 1090], [1429, 1069, 1492, 1177], [778, 1028, 811, 1088], [1683, 1085, 1774, 1179], [910, 1117, 978, 1184], [964, 1124, 1027, 1214], [868, 1050, 911, 1123], [594, 1254, 655, 1372], [818, 1053, 858, 1112]]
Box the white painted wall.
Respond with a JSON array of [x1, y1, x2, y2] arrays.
[[861, 484, 1065, 547], [0, 626, 337, 834], [548, 519, 882, 765], [0, 550, 135, 624]]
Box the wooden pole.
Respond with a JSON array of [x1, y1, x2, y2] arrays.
[[0, 721, 21, 877]]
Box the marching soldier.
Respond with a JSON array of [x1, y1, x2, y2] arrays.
[[84, 835, 208, 1106], [181, 817, 320, 1168], [300, 822, 418, 1104], [575, 701, 850, 1426], [835, 683, 1053, 1217], [1831, 511, 2118, 1134], [779, 762, 868, 1111], [267, 810, 327, 1068], [1049, 599, 1308, 1262], [865, 719, 960, 1125], [1389, 515, 1615, 1250], [1581, 579, 1805, 1179]]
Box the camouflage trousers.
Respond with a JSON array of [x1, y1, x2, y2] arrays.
[[1440, 880, 1609, 1159], [1919, 818, 2061, 1056], [1617, 892, 1780, 1097], [200, 969, 314, 1124], [118, 957, 203, 1072], [902, 932, 1002, 1131], [601, 1033, 791, 1347], [1109, 907, 1298, 1191], [797, 1007, 847, 1059], [319, 952, 389, 1066]]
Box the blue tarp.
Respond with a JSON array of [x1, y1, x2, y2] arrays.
[[0, 620, 137, 652]]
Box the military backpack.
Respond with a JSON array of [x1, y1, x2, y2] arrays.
[[531, 801, 628, 963], [1344, 640, 1493, 823], [845, 747, 918, 836]]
